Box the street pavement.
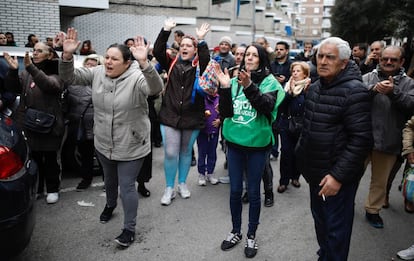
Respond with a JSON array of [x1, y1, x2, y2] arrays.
[[12, 145, 414, 261]]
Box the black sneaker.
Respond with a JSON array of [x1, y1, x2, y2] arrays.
[[264, 190, 274, 207], [245, 236, 258, 258], [138, 183, 151, 197], [221, 232, 242, 251], [76, 179, 92, 191], [115, 229, 135, 247], [365, 212, 384, 228], [100, 205, 116, 223]]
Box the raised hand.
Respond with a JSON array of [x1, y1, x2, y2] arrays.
[[196, 23, 210, 40], [23, 51, 32, 68], [53, 31, 66, 48], [61, 28, 81, 57], [130, 36, 149, 66], [3, 52, 19, 70], [164, 18, 176, 31], [213, 63, 231, 88]]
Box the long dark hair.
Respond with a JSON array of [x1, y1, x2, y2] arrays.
[[239, 43, 271, 84]]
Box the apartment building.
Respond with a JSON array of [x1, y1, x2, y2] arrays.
[[0, 0, 325, 53]]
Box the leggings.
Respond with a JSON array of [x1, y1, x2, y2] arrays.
[[160, 124, 199, 188], [96, 150, 143, 232]]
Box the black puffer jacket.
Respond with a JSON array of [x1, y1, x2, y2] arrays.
[[295, 61, 373, 185]]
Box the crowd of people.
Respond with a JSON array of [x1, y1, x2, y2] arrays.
[[2, 21, 414, 260]]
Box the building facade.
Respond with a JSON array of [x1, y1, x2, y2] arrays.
[[0, 0, 328, 54]]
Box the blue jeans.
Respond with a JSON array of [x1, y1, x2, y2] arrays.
[[310, 182, 358, 261], [196, 132, 219, 175], [227, 144, 267, 237]]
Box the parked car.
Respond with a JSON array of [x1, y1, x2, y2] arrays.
[[0, 106, 38, 259], [0, 47, 39, 259]]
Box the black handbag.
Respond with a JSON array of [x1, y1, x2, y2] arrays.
[[24, 108, 56, 134], [76, 101, 92, 142]]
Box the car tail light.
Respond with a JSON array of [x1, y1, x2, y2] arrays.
[[0, 145, 24, 179]]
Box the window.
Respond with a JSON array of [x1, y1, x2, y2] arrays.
[[314, 7, 320, 13], [313, 18, 319, 24]]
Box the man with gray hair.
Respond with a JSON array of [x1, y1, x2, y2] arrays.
[[295, 37, 373, 260]]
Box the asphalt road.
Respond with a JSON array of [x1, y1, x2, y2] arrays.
[[11, 145, 414, 261]]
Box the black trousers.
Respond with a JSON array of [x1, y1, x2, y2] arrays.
[[137, 148, 152, 184], [77, 139, 95, 182], [32, 150, 60, 193]]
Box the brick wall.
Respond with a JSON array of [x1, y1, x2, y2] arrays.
[[0, 0, 60, 47], [61, 1, 208, 54]]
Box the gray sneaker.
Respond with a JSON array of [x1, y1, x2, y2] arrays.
[[160, 187, 176, 206], [177, 183, 191, 198], [219, 175, 230, 184], [398, 245, 414, 260], [207, 174, 219, 185]]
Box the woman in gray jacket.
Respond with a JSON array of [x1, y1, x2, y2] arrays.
[[59, 28, 163, 248]]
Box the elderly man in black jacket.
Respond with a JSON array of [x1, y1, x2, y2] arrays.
[[296, 37, 373, 261]]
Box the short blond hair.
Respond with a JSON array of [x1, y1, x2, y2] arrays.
[[290, 61, 310, 77]]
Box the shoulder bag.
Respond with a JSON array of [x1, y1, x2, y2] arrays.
[[24, 108, 56, 134]]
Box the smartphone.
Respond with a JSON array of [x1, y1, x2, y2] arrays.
[[237, 65, 245, 80]]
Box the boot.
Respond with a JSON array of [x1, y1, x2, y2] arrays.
[[264, 190, 274, 207]]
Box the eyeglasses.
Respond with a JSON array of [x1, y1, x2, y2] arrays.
[[380, 57, 399, 62]]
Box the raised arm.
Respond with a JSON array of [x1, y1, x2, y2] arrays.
[[61, 28, 81, 61], [130, 36, 150, 70]]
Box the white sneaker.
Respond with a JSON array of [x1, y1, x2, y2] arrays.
[[398, 245, 414, 260], [219, 175, 230, 184], [177, 183, 191, 198], [207, 174, 219, 185], [46, 193, 59, 204], [160, 187, 176, 206], [198, 175, 207, 186]]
